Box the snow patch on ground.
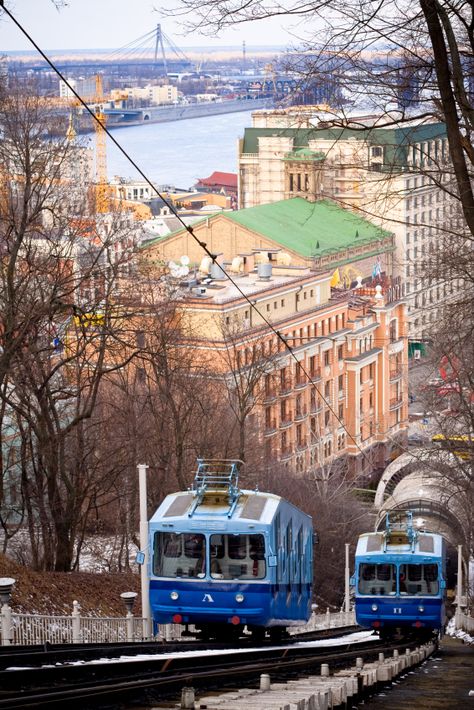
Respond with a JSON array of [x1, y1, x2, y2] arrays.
[[445, 617, 474, 645]]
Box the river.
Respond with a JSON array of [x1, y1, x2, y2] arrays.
[[105, 110, 255, 190]]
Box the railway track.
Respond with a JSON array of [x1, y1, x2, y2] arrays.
[[0, 633, 421, 709], [0, 625, 358, 670]]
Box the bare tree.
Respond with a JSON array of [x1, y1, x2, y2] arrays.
[[0, 80, 148, 570]]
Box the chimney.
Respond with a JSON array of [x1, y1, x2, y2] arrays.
[[240, 253, 255, 274]]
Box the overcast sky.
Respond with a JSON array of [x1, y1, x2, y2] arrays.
[[1, 0, 300, 51]]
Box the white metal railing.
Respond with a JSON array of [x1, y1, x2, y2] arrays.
[[12, 613, 74, 645], [290, 609, 356, 635], [1, 603, 355, 646]]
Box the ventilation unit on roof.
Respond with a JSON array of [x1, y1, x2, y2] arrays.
[[257, 262, 272, 280], [210, 262, 226, 280]]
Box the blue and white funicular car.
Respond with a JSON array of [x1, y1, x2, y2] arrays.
[[149, 459, 313, 639], [353, 511, 446, 640]]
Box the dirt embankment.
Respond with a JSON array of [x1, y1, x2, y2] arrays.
[[0, 554, 141, 616]]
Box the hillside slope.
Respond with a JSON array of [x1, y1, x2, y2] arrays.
[[0, 554, 141, 616]]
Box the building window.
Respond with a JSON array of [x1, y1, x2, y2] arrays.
[[324, 351, 330, 367], [338, 345, 344, 361], [389, 319, 397, 343]]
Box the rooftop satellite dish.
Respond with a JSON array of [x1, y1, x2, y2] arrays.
[[180, 255, 190, 266], [168, 260, 186, 278]]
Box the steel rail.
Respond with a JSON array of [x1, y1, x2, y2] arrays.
[[0, 638, 418, 709]]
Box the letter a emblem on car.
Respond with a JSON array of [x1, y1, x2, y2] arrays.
[[202, 593, 214, 602]]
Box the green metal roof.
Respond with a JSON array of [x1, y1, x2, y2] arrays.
[[242, 122, 447, 170], [225, 198, 392, 257]]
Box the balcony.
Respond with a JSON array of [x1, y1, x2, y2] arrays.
[[279, 380, 293, 396], [296, 440, 307, 451], [389, 396, 403, 410], [389, 368, 402, 382], [294, 408, 308, 422], [310, 402, 322, 414], [279, 415, 293, 429], [263, 388, 278, 403], [388, 339, 404, 356], [280, 447, 293, 460], [309, 368, 321, 381], [264, 419, 278, 436], [294, 377, 308, 390]]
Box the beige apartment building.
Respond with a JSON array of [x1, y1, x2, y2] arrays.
[[176, 260, 407, 478], [110, 84, 178, 105], [141, 198, 407, 477], [238, 108, 457, 344]]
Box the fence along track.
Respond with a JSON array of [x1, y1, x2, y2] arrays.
[[2, 603, 356, 646]]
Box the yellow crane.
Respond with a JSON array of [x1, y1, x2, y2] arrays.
[[92, 74, 108, 213], [66, 74, 108, 213]]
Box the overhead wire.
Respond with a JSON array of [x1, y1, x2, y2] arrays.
[[1, 2, 403, 468]]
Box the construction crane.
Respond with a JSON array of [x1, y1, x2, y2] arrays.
[[91, 74, 108, 213], [263, 63, 278, 95], [65, 74, 108, 213]]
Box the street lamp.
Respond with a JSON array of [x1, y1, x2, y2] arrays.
[[120, 591, 138, 643], [0, 578, 15, 606], [120, 591, 138, 615]]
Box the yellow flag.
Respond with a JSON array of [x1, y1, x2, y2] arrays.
[[330, 268, 341, 287]]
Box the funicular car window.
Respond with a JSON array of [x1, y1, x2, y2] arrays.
[[399, 563, 439, 595], [153, 532, 205, 578], [359, 563, 396, 595], [210, 533, 266, 580]]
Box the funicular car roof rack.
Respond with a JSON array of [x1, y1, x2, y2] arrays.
[[188, 458, 244, 518], [383, 510, 418, 552]]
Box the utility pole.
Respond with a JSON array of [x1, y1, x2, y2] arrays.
[[138, 464, 152, 639]]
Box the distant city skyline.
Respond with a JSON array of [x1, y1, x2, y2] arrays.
[[0, 0, 307, 52]]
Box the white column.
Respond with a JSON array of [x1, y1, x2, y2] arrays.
[[72, 600, 81, 643], [455, 544, 463, 628], [138, 464, 152, 639], [344, 543, 350, 616], [0, 603, 12, 646]]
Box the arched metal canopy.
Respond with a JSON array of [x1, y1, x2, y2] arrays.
[[374, 449, 470, 550]]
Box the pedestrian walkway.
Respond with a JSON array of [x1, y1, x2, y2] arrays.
[[360, 636, 474, 709]]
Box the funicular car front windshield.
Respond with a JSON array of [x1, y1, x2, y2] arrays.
[[210, 533, 266, 580], [153, 532, 205, 578], [358, 562, 439, 595], [399, 563, 439, 595], [358, 563, 396, 595]]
